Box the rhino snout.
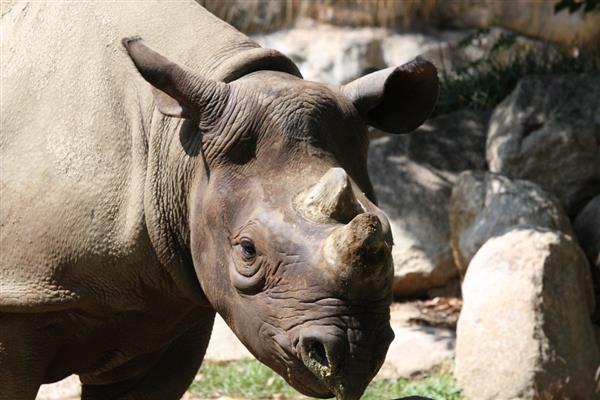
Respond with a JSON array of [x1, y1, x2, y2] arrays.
[[297, 322, 394, 400]]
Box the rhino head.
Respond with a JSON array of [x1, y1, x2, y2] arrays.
[[123, 37, 437, 400]]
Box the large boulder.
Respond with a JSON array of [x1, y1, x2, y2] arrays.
[[255, 23, 453, 84], [449, 171, 573, 277], [381, 31, 458, 72], [456, 227, 598, 400], [368, 110, 489, 297], [486, 74, 600, 216], [254, 23, 565, 85], [254, 22, 387, 84], [574, 194, 600, 322], [574, 194, 600, 271], [389, 28, 562, 75], [429, 0, 600, 51]]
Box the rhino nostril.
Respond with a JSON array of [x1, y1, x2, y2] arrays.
[[299, 328, 345, 383], [306, 340, 328, 368]]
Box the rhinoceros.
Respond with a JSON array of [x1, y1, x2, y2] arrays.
[[0, 2, 438, 399]]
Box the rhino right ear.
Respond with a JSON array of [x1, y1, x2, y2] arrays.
[[341, 57, 438, 134], [122, 36, 229, 120]]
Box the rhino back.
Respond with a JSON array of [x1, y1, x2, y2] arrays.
[[0, 1, 272, 311]]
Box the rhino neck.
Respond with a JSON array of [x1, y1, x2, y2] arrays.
[[131, 3, 302, 83], [212, 47, 302, 83], [134, 3, 302, 305], [142, 114, 208, 306]]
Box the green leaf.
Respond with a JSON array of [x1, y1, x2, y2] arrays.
[[554, 0, 571, 12], [583, 0, 600, 11], [569, 1, 583, 12]]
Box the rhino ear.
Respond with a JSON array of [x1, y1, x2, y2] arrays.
[[122, 36, 229, 120], [341, 57, 438, 134]]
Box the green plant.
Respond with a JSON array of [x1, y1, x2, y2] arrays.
[[433, 29, 599, 116], [191, 359, 301, 399], [361, 365, 461, 400], [554, 0, 600, 14]]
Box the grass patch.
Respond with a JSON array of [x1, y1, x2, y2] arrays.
[[362, 366, 461, 400], [191, 359, 302, 399], [190, 359, 461, 399]]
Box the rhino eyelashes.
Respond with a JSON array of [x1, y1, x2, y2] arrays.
[[294, 168, 365, 224], [240, 237, 257, 259]]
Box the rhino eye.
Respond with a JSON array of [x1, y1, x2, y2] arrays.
[[231, 237, 265, 294], [240, 238, 256, 259]]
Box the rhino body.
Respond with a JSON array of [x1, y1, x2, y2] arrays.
[[2, 3, 295, 396], [1, 2, 438, 399]]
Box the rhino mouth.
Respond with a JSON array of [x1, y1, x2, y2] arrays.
[[268, 321, 394, 400]]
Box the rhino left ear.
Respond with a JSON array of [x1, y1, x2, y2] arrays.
[[341, 57, 438, 134], [122, 36, 229, 121]]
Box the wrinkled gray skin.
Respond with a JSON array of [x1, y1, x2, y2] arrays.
[[0, 2, 437, 399]]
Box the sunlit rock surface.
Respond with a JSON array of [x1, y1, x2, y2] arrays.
[[449, 171, 573, 277], [487, 74, 600, 216], [456, 228, 598, 399]]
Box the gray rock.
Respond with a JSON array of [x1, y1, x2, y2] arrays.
[[381, 32, 454, 71], [377, 325, 455, 380], [254, 23, 454, 84], [486, 74, 600, 216], [425, 0, 599, 51], [254, 22, 387, 84], [368, 110, 489, 297], [410, 28, 561, 74], [574, 194, 600, 323], [456, 227, 598, 400], [449, 171, 573, 277], [37, 375, 80, 400], [574, 194, 600, 270]]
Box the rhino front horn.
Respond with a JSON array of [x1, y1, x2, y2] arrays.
[[294, 168, 365, 224]]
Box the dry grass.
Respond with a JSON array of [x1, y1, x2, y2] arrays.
[[197, 0, 600, 53], [197, 0, 440, 33]]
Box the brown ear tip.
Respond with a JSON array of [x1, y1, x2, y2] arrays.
[[414, 55, 433, 66], [422, 58, 439, 79], [122, 36, 143, 50], [403, 56, 438, 79]]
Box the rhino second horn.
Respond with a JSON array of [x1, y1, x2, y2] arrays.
[[323, 213, 386, 272], [295, 168, 365, 224]]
